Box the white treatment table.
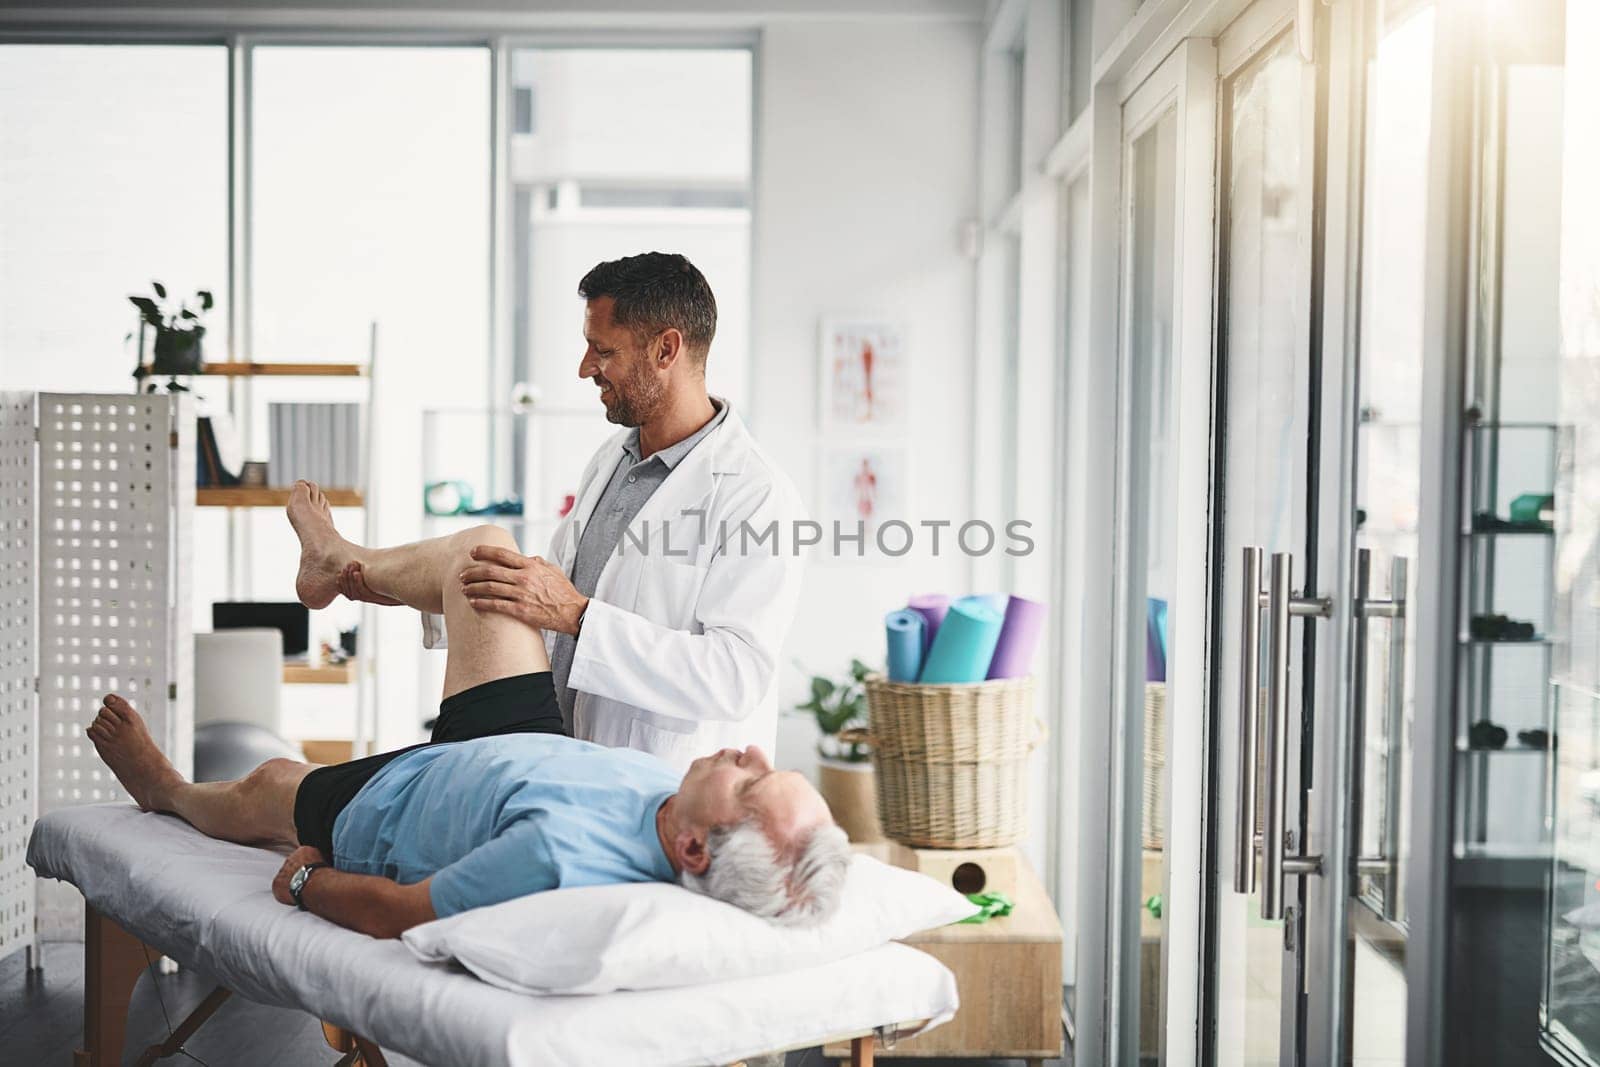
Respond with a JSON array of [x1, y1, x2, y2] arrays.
[[26, 804, 959, 1067]]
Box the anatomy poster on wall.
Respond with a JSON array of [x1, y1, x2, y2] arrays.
[[818, 444, 910, 550], [819, 318, 907, 433]]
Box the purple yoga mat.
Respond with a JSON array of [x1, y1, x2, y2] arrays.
[[907, 593, 950, 656], [986, 595, 1046, 679]]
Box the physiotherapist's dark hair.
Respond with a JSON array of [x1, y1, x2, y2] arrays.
[[578, 252, 718, 360]]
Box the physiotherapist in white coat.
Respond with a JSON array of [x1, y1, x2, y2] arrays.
[[401, 253, 807, 771]]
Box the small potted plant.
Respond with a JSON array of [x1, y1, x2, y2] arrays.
[[795, 657, 883, 842], [129, 281, 214, 382]]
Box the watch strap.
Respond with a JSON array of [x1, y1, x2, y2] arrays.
[[292, 861, 331, 910]]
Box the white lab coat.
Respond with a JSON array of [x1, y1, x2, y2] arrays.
[[423, 406, 807, 771]]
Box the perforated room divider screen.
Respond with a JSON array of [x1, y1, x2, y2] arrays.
[[0, 394, 36, 963], [33, 393, 193, 941]]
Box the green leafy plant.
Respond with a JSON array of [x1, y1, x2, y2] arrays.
[[794, 657, 872, 762], [128, 281, 215, 379], [129, 281, 213, 335]]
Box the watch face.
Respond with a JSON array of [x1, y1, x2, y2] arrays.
[[290, 866, 310, 897]]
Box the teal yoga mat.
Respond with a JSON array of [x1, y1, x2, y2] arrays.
[[885, 609, 926, 682], [918, 595, 1005, 684]]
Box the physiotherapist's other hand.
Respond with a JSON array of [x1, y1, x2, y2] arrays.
[[461, 545, 590, 636], [337, 561, 403, 606], [273, 844, 328, 907]]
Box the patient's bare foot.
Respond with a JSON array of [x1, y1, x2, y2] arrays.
[[86, 694, 184, 812], [288, 481, 348, 609]]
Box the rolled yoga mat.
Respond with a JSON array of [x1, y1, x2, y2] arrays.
[[976, 592, 1010, 616], [918, 595, 1005, 684], [907, 593, 950, 656], [885, 609, 926, 683], [986, 595, 1046, 679], [1146, 597, 1168, 683]]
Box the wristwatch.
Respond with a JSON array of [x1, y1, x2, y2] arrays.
[[288, 862, 330, 910]]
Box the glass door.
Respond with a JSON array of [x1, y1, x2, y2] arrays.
[[1202, 1, 1449, 1061], [1546, 7, 1599, 1063], [1072, 38, 1216, 1067], [1122, 89, 1180, 1067], [1339, 2, 1439, 1062], [1206, 9, 1319, 1065]]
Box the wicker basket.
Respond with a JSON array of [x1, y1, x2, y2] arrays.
[[1143, 681, 1166, 851], [840, 674, 1040, 849]]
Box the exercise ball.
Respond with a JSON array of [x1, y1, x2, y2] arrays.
[[193, 721, 303, 783]]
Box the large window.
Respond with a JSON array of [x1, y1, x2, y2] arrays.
[[508, 47, 752, 526], [0, 39, 754, 748], [0, 45, 228, 391], [243, 44, 492, 601]]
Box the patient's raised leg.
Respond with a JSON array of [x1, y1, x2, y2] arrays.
[[86, 695, 307, 847], [288, 480, 549, 699]]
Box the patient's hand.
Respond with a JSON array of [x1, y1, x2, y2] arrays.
[[272, 844, 329, 906]]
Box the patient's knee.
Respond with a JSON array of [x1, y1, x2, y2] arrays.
[[451, 524, 519, 572], [244, 757, 302, 790], [454, 523, 517, 554]]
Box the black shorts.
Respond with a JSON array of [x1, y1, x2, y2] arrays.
[[292, 670, 566, 856]]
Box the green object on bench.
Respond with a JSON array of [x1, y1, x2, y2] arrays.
[[1508, 492, 1554, 524], [958, 891, 1015, 924]]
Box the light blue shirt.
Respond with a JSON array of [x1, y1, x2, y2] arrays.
[[331, 733, 681, 918]]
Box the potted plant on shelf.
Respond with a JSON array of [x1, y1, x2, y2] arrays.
[[129, 281, 214, 384], [795, 657, 883, 843]]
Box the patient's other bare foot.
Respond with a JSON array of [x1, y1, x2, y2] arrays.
[[86, 694, 184, 812], [288, 481, 348, 609]]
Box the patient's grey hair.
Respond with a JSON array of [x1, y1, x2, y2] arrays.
[[680, 820, 852, 926]]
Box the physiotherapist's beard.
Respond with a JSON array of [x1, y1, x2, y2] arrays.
[[603, 362, 666, 428]]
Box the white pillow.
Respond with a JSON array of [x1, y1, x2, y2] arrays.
[[402, 853, 977, 995]]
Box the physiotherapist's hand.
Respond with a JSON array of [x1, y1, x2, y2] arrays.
[[336, 561, 403, 606], [272, 844, 328, 907], [461, 545, 590, 636]]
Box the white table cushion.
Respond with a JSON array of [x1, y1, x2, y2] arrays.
[[27, 803, 959, 1067]]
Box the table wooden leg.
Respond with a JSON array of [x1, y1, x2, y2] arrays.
[[353, 1035, 389, 1066], [849, 1035, 874, 1066], [74, 905, 153, 1067], [133, 986, 232, 1067]]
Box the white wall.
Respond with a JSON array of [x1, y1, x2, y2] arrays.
[[750, 19, 984, 773]]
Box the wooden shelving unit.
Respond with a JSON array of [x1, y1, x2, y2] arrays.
[[189, 332, 380, 759], [143, 361, 365, 378], [283, 660, 356, 685], [197, 486, 363, 508]]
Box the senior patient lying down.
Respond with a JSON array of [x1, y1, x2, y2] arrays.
[[88, 702, 846, 937], [83, 483, 850, 939]]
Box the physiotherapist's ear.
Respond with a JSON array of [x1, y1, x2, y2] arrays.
[[677, 830, 711, 876], [655, 328, 683, 367]]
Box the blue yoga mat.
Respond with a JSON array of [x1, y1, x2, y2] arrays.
[[1146, 597, 1168, 683], [885, 609, 926, 682], [918, 595, 1005, 684], [976, 592, 1010, 616]]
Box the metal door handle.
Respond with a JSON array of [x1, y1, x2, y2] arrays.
[[1262, 551, 1331, 920], [1350, 551, 1407, 922], [1377, 556, 1407, 919], [1234, 547, 1331, 916], [1233, 547, 1264, 895]]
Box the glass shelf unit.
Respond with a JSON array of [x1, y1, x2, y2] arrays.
[[1456, 420, 1557, 873]]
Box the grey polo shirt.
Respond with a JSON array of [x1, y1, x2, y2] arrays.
[[549, 399, 728, 727]]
